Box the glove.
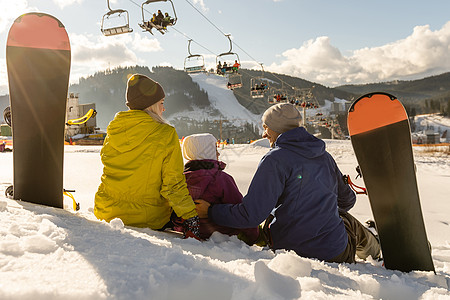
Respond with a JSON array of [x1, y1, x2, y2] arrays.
[[254, 225, 269, 247], [183, 216, 202, 241], [238, 225, 268, 247], [171, 216, 185, 233]]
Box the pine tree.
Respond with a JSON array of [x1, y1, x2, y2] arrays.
[[446, 99, 450, 117]]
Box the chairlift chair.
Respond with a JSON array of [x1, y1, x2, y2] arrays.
[[250, 64, 268, 98], [184, 40, 206, 73], [227, 73, 243, 90], [185, 55, 206, 73], [250, 77, 268, 98], [216, 34, 241, 76], [270, 88, 288, 104], [216, 53, 241, 75], [138, 0, 177, 35], [101, 0, 133, 36], [293, 86, 319, 108]]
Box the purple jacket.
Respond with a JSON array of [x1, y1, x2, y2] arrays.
[[184, 160, 259, 242]]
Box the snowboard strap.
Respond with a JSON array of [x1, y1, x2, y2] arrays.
[[343, 175, 367, 195], [66, 109, 97, 126], [63, 189, 80, 211]]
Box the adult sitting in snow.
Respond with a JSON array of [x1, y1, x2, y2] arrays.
[[94, 74, 201, 240], [196, 103, 381, 263], [182, 133, 260, 244]]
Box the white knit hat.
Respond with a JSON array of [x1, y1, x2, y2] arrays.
[[182, 133, 218, 161], [261, 103, 302, 134]]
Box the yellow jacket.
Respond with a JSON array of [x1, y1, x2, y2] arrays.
[[94, 110, 197, 229]]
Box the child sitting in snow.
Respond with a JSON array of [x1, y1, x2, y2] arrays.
[[182, 133, 260, 244]]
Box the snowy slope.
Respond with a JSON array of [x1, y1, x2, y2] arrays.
[[167, 73, 262, 129], [415, 114, 450, 136], [0, 141, 449, 299]]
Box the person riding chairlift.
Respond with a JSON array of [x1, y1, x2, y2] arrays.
[[162, 12, 173, 28], [147, 13, 157, 28], [217, 61, 223, 75], [232, 60, 240, 73], [222, 62, 228, 74], [155, 10, 164, 26]]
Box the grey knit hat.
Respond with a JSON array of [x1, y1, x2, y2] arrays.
[[261, 103, 302, 134], [126, 74, 165, 110]]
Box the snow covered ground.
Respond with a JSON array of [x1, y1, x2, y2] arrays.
[[0, 141, 449, 299]]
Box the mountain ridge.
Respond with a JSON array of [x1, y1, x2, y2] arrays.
[[2, 67, 450, 140]]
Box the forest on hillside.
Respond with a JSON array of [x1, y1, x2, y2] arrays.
[[69, 66, 210, 129], [232, 68, 356, 115], [2, 66, 449, 138], [337, 72, 450, 116]]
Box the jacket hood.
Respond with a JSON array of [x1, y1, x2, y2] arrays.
[[106, 110, 160, 153], [184, 160, 224, 199], [275, 127, 325, 159]]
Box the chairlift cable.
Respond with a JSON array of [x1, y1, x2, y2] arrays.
[[170, 27, 217, 56], [127, 0, 217, 55], [183, 0, 313, 102], [127, 0, 297, 93], [184, 0, 259, 61], [184, 0, 227, 36], [183, 0, 296, 90]]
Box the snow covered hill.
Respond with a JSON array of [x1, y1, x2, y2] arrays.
[[0, 141, 449, 299], [415, 114, 450, 136], [167, 73, 263, 132]]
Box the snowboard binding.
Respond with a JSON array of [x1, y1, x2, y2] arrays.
[[5, 185, 13, 199], [3, 106, 11, 127]]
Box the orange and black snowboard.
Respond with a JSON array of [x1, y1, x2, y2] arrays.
[[348, 92, 434, 273], [6, 13, 71, 208]]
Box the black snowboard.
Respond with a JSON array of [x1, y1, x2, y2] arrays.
[[6, 13, 71, 208], [347, 92, 434, 273]]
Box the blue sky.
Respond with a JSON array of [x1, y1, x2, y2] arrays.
[[1, 0, 450, 95]]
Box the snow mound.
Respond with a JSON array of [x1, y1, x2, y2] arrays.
[[250, 138, 270, 148], [0, 142, 449, 299]]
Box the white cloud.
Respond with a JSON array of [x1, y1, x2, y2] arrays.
[[268, 21, 450, 86], [70, 34, 137, 69], [69, 34, 136, 84], [0, 0, 34, 34], [193, 0, 208, 12], [131, 33, 162, 53], [0, 0, 35, 93], [52, 0, 83, 9], [158, 62, 173, 67], [69, 33, 163, 84]]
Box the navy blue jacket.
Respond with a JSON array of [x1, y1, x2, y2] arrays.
[[209, 127, 356, 260]]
